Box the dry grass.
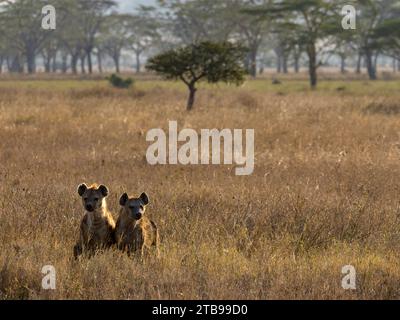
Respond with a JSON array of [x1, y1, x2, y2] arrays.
[[1, 78, 400, 300]]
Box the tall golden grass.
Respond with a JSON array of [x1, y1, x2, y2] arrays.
[[1, 78, 400, 299]]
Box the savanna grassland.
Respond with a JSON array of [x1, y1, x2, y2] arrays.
[[1, 74, 400, 300]]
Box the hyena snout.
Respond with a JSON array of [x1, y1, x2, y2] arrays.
[[85, 204, 95, 212], [129, 206, 143, 220]]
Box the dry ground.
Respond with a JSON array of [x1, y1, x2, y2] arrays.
[[1, 76, 400, 299]]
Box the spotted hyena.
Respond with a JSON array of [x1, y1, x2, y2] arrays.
[[73, 183, 116, 259], [114, 192, 159, 258]]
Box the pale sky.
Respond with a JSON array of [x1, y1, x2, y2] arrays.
[[117, 0, 157, 12]]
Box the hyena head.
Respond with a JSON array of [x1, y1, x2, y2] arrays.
[[119, 192, 149, 220], [78, 183, 109, 212]]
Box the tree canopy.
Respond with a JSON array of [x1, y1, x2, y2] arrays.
[[146, 41, 247, 110], [0, 0, 399, 82]]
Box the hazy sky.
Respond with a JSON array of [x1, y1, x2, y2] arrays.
[[117, 0, 157, 12]]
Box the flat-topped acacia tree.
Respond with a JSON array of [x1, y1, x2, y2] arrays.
[[146, 41, 247, 110]]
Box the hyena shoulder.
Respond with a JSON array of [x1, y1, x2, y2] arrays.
[[138, 217, 158, 245]]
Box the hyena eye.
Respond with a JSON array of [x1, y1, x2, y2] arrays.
[[140, 205, 144, 210], [83, 197, 88, 201], [94, 198, 99, 202]]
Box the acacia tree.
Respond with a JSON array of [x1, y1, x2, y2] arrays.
[[40, 1, 70, 73], [146, 42, 247, 111], [228, 0, 272, 78], [272, 27, 298, 74], [158, 0, 235, 45], [41, 37, 59, 73], [75, 0, 116, 74], [0, 0, 52, 73], [353, 0, 400, 79], [0, 8, 6, 73], [248, 0, 342, 88], [331, 24, 355, 74], [100, 14, 131, 73], [128, 6, 161, 73], [372, 9, 400, 65], [55, 0, 84, 74]]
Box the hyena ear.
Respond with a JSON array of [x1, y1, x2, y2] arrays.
[[119, 193, 129, 206], [98, 185, 109, 197], [77, 183, 87, 197], [140, 192, 149, 206]]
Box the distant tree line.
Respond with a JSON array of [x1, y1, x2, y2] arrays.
[[0, 0, 399, 87], [0, 0, 161, 75]]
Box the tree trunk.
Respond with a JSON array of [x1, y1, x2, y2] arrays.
[[244, 53, 250, 73], [294, 54, 300, 73], [356, 53, 362, 74], [26, 50, 36, 74], [61, 54, 68, 73], [275, 49, 282, 73], [282, 55, 288, 74], [6, 57, 11, 71], [51, 54, 57, 73], [187, 85, 197, 111], [44, 55, 51, 73], [10, 55, 24, 73], [307, 42, 317, 88], [87, 50, 93, 74], [393, 58, 397, 73], [0, 57, 3, 74], [398, 59, 400, 71], [249, 45, 258, 78], [365, 50, 377, 80], [373, 53, 379, 72], [340, 55, 346, 74], [71, 55, 78, 74], [80, 55, 86, 74], [97, 52, 103, 73], [136, 52, 141, 73], [113, 54, 120, 73]]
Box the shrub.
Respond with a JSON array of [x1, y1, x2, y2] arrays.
[[107, 74, 134, 89]]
